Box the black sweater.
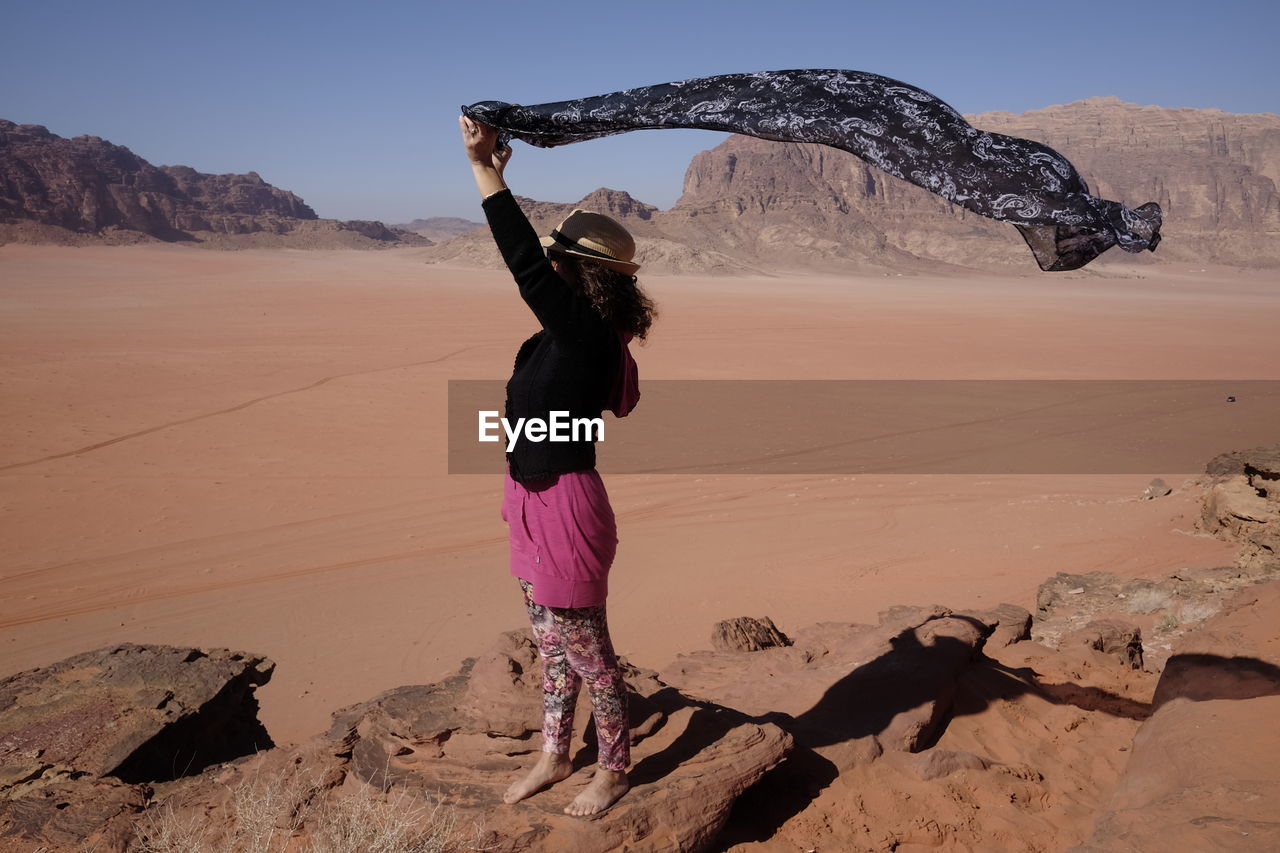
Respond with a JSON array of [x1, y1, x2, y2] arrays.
[[482, 188, 620, 483]]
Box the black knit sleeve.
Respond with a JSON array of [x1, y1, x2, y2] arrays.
[[481, 188, 607, 346]]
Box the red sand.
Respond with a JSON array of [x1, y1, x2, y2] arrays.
[[1, 245, 1272, 745]]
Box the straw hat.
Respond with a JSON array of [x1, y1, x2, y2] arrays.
[[540, 209, 640, 275]]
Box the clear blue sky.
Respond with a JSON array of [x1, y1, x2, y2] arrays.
[[3, 0, 1277, 223]]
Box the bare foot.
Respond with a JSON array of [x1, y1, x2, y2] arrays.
[[503, 752, 573, 804], [564, 767, 629, 817]]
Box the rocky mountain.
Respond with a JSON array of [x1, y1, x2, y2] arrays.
[[976, 97, 1280, 266], [394, 215, 482, 242], [662, 97, 1280, 271], [428, 99, 1280, 274], [0, 120, 428, 248]]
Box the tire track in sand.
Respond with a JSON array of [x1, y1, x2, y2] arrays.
[[0, 346, 478, 472]]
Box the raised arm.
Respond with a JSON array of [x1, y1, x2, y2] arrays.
[[459, 116, 610, 347]]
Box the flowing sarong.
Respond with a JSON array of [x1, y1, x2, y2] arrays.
[[462, 69, 1162, 271]]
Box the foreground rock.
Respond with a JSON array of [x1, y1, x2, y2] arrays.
[[1072, 582, 1280, 852], [711, 616, 791, 652], [149, 602, 1146, 853], [668, 605, 998, 764], [0, 643, 274, 851], [1032, 564, 1272, 672], [144, 630, 792, 853], [1031, 446, 1280, 673], [5, 583, 1272, 852], [681, 601, 1161, 851], [1066, 445, 1280, 850], [1202, 444, 1280, 574]]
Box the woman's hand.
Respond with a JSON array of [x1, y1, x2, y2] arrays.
[[491, 142, 512, 175], [460, 115, 512, 197]]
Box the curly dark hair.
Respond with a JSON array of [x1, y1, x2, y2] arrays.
[[552, 253, 658, 341]]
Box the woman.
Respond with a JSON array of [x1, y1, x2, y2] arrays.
[[459, 115, 656, 817]]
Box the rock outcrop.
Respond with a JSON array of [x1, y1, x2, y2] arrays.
[[1018, 445, 1278, 675], [0, 643, 275, 788], [1072, 583, 1280, 852], [1031, 565, 1275, 673], [1032, 446, 1280, 673], [668, 605, 995, 762], [676, 600, 1162, 852], [0, 120, 428, 248], [1202, 445, 1280, 574], [710, 616, 791, 652], [0, 643, 274, 852], [1064, 444, 1280, 851], [125, 630, 792, 853]]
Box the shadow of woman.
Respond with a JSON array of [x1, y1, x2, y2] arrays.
[[621, 614, 1280, 849]]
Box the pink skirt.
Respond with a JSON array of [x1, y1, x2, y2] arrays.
[[501, 467, 618, 608]]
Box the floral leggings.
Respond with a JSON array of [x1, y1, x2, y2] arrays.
[[519, 579, 630, 771]]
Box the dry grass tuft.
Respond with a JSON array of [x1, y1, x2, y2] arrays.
[[306, 786, 467, 853], [132, 756, 482, 853], [1124, 588, 1173, 614]]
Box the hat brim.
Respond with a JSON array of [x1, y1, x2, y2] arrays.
[[540, 235, 640, 275]]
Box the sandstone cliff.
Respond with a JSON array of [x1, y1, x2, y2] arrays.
[[0, 120, 427, 249], [665, 97, 1280, 271]]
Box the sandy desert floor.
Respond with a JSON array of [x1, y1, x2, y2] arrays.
[[1, 245, 1275, 746]]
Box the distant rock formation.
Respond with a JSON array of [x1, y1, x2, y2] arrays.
[[0, 120, 428, 249], [974, 98, 1280, 269], [394, 215, 483, 242], [663, 98, 1280, 271], [423, 188, 759, 275]]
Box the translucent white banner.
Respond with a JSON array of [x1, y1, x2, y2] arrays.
[[448, 380, 1280, 475]]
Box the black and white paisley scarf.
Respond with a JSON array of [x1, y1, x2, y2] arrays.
[[462, 69, 1162, 272]]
